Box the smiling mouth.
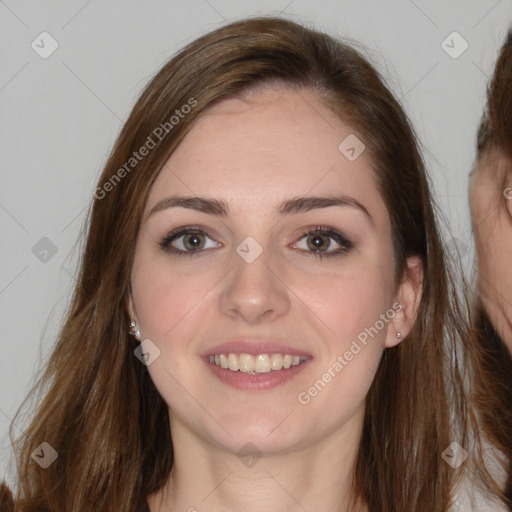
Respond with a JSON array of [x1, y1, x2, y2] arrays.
[[208, 353, 309, 374]]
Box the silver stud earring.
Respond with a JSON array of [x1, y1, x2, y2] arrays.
[[129, 321, 141, 340], [396, 332, 401, 339]]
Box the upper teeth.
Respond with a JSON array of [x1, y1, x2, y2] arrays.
[[209, 353, 308, 373]]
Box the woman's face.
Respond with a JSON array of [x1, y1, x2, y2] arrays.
[[470, 151, 512, 353], [130, 87, 416, 456]]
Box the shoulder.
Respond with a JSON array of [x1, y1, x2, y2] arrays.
[[451, 446, 510, 512], [0, 480, 14, 512]]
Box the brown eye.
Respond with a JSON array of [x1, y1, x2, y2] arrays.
[[306, 233, 331, 252], [293, 227, 354, 258], [159, 228, 220, 255], [181, 233, 205, 250]]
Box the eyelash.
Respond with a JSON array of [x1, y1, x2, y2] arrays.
[[158, 225, 354, 259]]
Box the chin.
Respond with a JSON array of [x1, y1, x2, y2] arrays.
[[204, 409, 311, 457]]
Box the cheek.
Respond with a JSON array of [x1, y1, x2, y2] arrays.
[[476, 222, 512, 302], [321, 270, 391, 323], [289, 257, 394, 383], [298, 251, 395, 336], [470, 172, 502, 224], [295, 285, 388, 429], [135, 280, 213, 348], [472, 206, 512, 345], [293, 272, 393, 424], [474, 207, 512, 275], [130, 247, 215, 343]]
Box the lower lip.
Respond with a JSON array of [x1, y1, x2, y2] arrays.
[[203, 358, 311, 391]]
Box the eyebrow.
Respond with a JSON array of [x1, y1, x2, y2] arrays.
[[146, 195, 373, 225]]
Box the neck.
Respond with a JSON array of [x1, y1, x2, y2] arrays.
[[148, 409, 367, 512]]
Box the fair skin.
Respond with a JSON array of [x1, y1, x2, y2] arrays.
[[470, 149, 512, 354], [129, 87, 422, 512]]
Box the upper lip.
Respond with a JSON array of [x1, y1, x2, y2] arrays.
[[202, 339, 313, 358]]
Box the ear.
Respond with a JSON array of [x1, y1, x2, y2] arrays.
[[125, 292, 143, 341], [385, 255, 423, 348], [126, 292, 138, 323]]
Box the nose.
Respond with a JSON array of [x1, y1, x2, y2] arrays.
[[219, 245, 291, 324]]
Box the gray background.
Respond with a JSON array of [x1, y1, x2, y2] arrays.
[[1, 0, 511, 482]]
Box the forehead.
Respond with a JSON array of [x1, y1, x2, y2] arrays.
[[148, 87, 385, 219]]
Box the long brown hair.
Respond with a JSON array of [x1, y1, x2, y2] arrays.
[[5, 16, 503, 511], [473, 28, 512, 508]]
